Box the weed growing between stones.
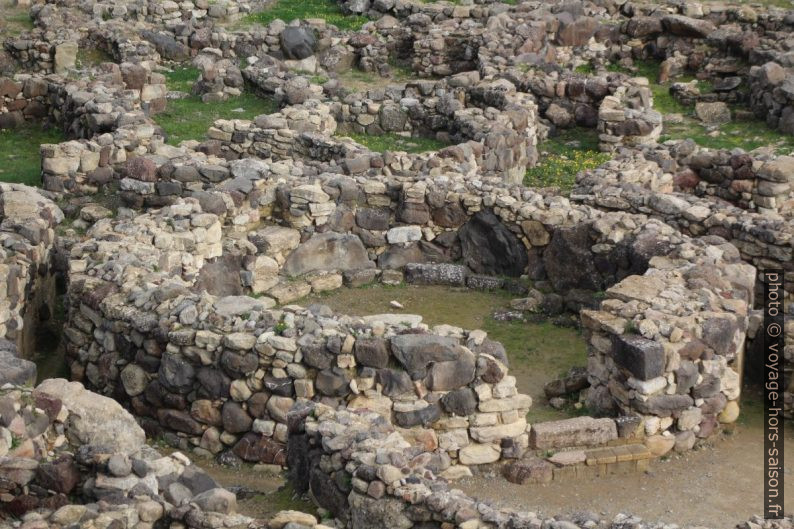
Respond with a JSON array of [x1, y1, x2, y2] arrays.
[[0, 124, 65, 186], [243, 0, 369, 30], [524, 128, 610, 193], [154, 67, 277, 145]]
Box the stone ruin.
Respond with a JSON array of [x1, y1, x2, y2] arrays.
[[1, 0, 794, 526]]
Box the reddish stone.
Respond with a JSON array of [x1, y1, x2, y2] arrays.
[[674, 169, 700, 190], [35, 455, 80, 494], [157, 409, 203, 435], [503, 457, 553, 484], [0, 78, 22, 98], [232, 433, 287, 465], [730, 179, 754, 194], [32, 392, 62, 421], [697, 415, 719, 438], [126, 156, 158, 182], [3, 494, 39, 517]]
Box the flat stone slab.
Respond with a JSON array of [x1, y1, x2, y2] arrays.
[[547, 450, 586, 466], [529, 416, 618, 450], [361, 314, 422, 327]]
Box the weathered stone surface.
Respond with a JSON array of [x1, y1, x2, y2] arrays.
[[281, 27, 317, 60], [0, 345, 36, 386], [529, 416, 617, 449], [503, 457, 553, 484], [283, 233, 373, 276], [35, 379, 145, 454], [348, 492, 412, 529], [610, 334, 666, 380], [459, 210, 528, 277]]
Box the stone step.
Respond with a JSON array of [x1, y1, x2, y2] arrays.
[[504, 443, 655, 484], [528, 416, 618, 450]]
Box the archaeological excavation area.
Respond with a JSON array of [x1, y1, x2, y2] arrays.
[[0, 0, 793, 527]]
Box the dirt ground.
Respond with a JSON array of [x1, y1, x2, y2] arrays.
[[457, 403, 794, 527]]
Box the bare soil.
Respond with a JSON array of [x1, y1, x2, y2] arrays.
[[457, 402, 794, 527]]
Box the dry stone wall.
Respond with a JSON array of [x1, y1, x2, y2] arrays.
[[62, 199, 534, 469], [0, 379, 251, 526], [62, 144, 753, 460], [0, 184, 63, 387]]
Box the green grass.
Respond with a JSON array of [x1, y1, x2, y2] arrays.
[[164, 66, 200, 93], [660, 117, 794, 154], [0, 124, 66, 186], [302, 284, 588, 424], [0, 3, 34, 37], [524, 128, 610, 193], [574, 63, 595, 75], [243, 0, 369, 30], [609, 59, 794, 154], [76, 47, 114, 69], [154, 67, 277, 145], [339, 131, 449, 154]]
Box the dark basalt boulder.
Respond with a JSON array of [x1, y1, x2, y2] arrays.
[[459, 210, 528, 277], [280, 27, 317, 60]]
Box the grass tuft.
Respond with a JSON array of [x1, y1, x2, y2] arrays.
[[0, 124, 65, 187], [525, 128, 609, 194], [153, 67, 277, 145], [243, 0, 369, 30]]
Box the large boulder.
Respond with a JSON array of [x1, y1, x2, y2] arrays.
[[0, 341, 36, 386], [283, 233, 374, 276], [34, 379, 146, 454], [459, 210, 528, 277], [695, 101, 731, 125], [141, 30, 190, 61], [556, 14, 598, 46], [662, 15, 716, 37], [280, 27, 317, 60], [542, 224, 601, 291], [349, 492, 412, 529], [389, 335, 461, 379], [529, 416, 617, 449], [53, 41, 78, 74]]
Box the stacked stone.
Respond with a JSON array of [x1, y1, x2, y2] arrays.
[[61, 140, 757, 446], [0, 380, 249, 527], [338, 0, 498, 22], [289, 402, 786, 529], [749, 61, 794, 136], [63, 198, 535, 467], [411, 23, 484, 78], [3, 30, 80, 74], [88, 0, 254, 25], [513, 70, 621, 130], [572, 152, 793, 299], [7, 63, 168, 192], [192, 50, 245, 103], [0, 184, 63, 386], [0, 75, 50, 129], [219, 75, 539, 184], [598, 78, 662, 152]]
